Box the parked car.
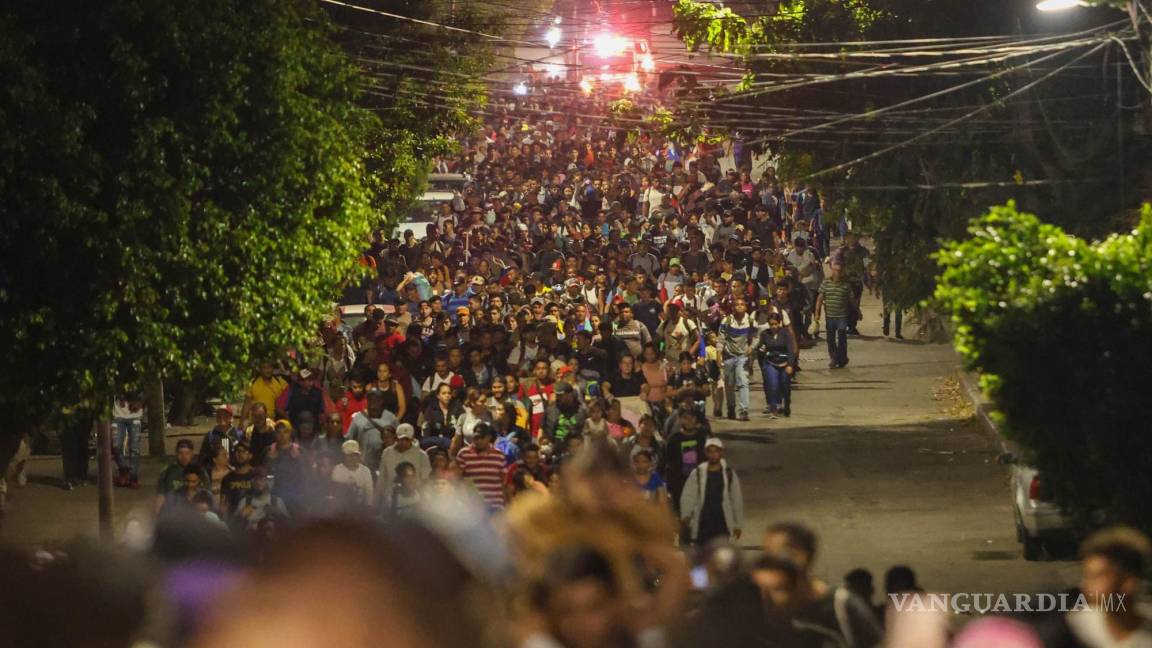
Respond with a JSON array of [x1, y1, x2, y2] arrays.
[[339, 303, 395, 332], [419, 173, 469, 202], [1003, 454, 1074, 560]]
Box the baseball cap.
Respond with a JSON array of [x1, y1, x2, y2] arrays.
[[554, 381, 574, 394], [456, 306, 470, 315], [176, 439, 195, 451], [705, 437, 724, 450], [299, 368, 313, 380], [396, 423, 415, 440], [342, 440, 362, 455], [668, 257, 682, 267], [216, 404, 234, 416]]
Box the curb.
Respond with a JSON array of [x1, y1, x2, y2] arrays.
[[955, 369, 1010, 455]]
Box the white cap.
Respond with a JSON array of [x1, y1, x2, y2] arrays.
[[704, 437, 724, 450], [341, 440, 361, 455], [396, 423, 415, 440]]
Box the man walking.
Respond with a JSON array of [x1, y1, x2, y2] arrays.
[[837, 232, 870, 335], [456, 423, 506, 512], [679, 438, 743, 546], [719, 298, 755, 421], [815, 262, 857, 369]]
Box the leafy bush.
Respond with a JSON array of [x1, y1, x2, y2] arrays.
[[935, 202, 1152, 530]]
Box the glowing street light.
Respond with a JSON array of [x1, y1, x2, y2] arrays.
[[639, 53, 655, 73], [1035, 0, 1086, 10], [545, 26, 562, 48], [513, 82, 529, 96], [593, 33, 628, 57], [579, 78, 593, 94], [623, 73, 641, 93]]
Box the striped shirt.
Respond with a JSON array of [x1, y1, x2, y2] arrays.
[[719, 314, 754, 357], [456, 445, 507, 510], [819, 279, 853, 319]]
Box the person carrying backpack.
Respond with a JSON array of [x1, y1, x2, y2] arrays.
[[679, 438, 743, 546]]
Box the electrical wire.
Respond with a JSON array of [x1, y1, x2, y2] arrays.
[[797, 42, 1108, 182]]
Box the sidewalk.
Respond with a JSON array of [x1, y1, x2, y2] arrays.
[[0, 421, 214, 549]]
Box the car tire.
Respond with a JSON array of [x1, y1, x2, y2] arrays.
[[1022, 529, 1043, 561]]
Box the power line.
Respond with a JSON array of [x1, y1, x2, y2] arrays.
[[798, 42, 1108, 182]]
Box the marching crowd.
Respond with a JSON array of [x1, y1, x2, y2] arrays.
[[139, 95, 883, 543], [15, 95, 1150, 648]]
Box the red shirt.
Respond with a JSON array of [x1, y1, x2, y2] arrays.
[[456, 445, 507, 510], [338, 392, 367, 434], [520, 382, 554, 439]]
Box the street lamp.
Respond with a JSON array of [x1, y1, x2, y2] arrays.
[[1036, 0, 1086, 10], [545, 26, 562, 48], [513, 82, 529, 96]]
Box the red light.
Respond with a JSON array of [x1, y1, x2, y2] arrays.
[[593, 33, 629, 57]]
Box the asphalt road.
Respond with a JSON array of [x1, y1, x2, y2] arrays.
[[0, 294, 1080, 599], [710, 293, 1080, 598]]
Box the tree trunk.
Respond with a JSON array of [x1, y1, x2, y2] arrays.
[[96, 419, 114, 540], [145, 372, 167, 457], [168, 380, 202, 427]]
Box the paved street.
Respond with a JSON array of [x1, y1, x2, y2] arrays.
[[1, 293, 1079, 595], [711, 291, 1080, 597]]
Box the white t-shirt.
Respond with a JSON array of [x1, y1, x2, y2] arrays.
[[1066, 608, 1152, 648], [331, 463, 375, 507], [787, 248, 821, 288]]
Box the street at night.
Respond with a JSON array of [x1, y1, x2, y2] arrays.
[[1, 0, 1150, 647]]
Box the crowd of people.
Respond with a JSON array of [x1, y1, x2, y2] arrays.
[[12, 95, 1146, 648], [137, 95, 887, 539]]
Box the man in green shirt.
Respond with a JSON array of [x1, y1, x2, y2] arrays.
[[815, 263, 857, 369], [154, 439, 208, 513]]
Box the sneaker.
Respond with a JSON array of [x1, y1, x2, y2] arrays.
[[895, 333, 904, 340], [762, 407, 774, 414], [828, 361, 840, 369], [63, 481, 74, 492], [737, 413, 750, 422]]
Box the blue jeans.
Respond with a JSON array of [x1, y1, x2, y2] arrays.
[[723, 356, 750, 417], [113, 418, 142, 478], [825, 317, 849, 366], [761, 362, 791, 411]]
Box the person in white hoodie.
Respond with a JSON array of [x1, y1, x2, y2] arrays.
[[330, 440, 374, 510], [679, 437, 744, 546], [377, 423, 431, 509]]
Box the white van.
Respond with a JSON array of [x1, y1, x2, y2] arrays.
[[391, 173, 469, 240], [419, 173, 469, 202]]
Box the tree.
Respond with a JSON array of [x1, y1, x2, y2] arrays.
[[0, 0, 419, 440], [668, 0, 1149, 313], [935, 201, 1152, 531]]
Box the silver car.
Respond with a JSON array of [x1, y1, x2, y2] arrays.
[[1006, 457, 1073, 560]]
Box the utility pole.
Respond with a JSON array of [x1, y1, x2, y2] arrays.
[[96, 419, 114, 541]]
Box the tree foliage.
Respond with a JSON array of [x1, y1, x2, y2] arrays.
[[670, 0, 1148, 310], [0, 0, 403, 423], [935, 202, 1152, 530]]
